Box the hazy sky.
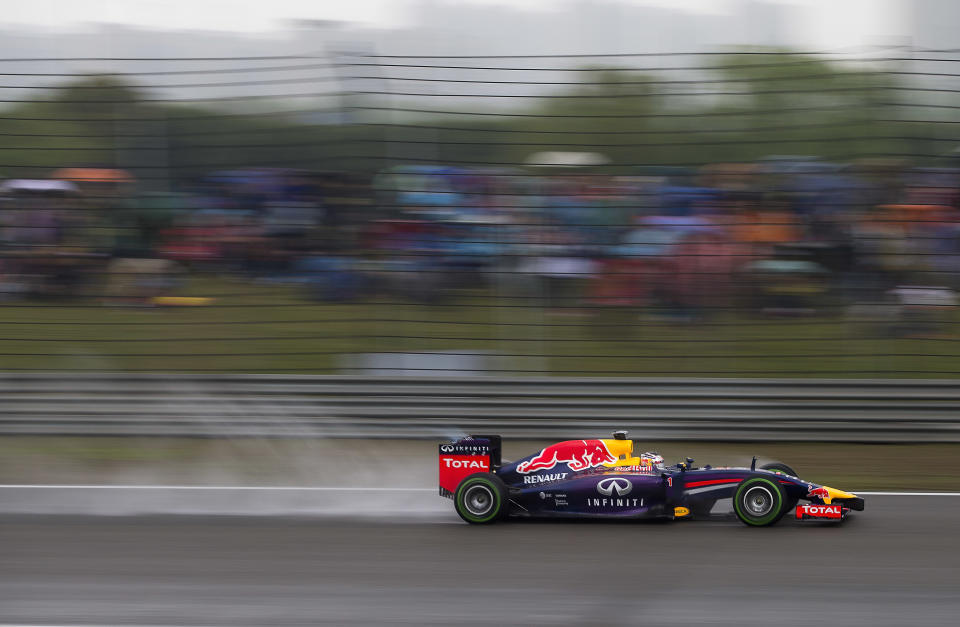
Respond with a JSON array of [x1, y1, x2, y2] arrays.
[[4, 0, 906, 49]]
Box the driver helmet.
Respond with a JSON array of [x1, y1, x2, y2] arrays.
[[639, 451, 664, 470]]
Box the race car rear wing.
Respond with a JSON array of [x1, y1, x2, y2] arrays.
[[438, 434, 502, 498]]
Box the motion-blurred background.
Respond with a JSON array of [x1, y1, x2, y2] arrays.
[[4, 2, 960, 626], [1, 0, 959, 379], [3, 0, 960, 474]]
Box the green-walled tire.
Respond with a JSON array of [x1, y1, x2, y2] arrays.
[[454, 473, 508, 524], [733, 476, 788, 527], [760, 462, 799, 478]]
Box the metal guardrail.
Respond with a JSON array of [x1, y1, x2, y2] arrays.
[[1, 373, 959, 441]]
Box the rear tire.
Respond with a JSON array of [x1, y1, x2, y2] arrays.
[[454, 473, 508, 524], [733, 476, 788, 527]]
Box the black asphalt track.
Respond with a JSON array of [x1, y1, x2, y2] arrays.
[[2, 495, 958, 626]]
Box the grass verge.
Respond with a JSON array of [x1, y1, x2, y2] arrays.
[[1, 436, 956, 491], [1, 276, 959, 376]]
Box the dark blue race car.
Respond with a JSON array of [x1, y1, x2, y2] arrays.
[[439, 432, 865, 526]]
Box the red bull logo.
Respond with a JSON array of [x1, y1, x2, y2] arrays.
[[807, 485, 831, 500], [516, 440, 617, 474]]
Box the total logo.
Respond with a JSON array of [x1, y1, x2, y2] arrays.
[[796, 504, 842, 519], [442, 458, 489, 470], [804, 505, 840, 515], [523, 473, 568, 485]]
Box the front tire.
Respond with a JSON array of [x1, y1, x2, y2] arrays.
[[454, 473, 508, 524], [733, 476, 788, 527], [759, 463, 799, 511], [760, 461, 799, 478]]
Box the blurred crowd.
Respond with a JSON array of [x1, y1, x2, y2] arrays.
[[1, 159, 959, 328]]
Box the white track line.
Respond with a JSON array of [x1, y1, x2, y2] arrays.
[[854, 491, 960, 496], [0, 485, 433, 492], [0, 485, 958, 496]]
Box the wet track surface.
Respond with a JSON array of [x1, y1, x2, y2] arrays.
[[2, 495, 959, 626]]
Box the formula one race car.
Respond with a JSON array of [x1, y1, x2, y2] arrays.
[[439, 433, 864, 526]]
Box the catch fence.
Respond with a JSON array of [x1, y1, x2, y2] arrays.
[[0, 47, 959, 376]]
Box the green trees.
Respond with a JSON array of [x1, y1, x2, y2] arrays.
[[0, 52, 951, 184], [0, 75, 347, 185]]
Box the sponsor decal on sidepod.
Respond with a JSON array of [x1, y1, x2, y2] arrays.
[[586, 478, 642, 508], [539, 492, 569, 507], [523, 473, 568, 485], [516, 440, 617, 474], [596, 478, 632, 497]]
